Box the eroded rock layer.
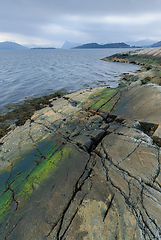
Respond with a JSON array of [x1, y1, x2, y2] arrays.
[[1, 49, 161, 239]]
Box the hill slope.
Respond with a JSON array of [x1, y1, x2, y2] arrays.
[[61, 41, 82, 49], [74, 42, 131, 49], [151, 41, 161, 47], [0, 41, 28, 50]]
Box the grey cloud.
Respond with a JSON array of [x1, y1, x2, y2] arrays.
[[2, 0, 161, 20], [1, 0, 161, 47]]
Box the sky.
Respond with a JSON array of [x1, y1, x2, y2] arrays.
[[1, 0, 161, 48]]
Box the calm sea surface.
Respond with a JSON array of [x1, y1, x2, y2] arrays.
[[0, 48, 140, 113]]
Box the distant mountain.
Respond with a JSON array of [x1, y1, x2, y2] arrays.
[[151, 41, 161, 47], [0, 41, 28, 50], [61, 41, 82, 49], [73, 42, 131, 49], [126, 39, 155, 47]]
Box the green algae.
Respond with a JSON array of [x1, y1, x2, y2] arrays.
[[0, 138, 65, 224], [4, 138, 59, 191], [0, 191, 12, 224], [0, 146, 72, 224], [140, 58, 159, 64], [157, 71, 161, 76], [16, 147, 72, 200], [0, 171, 11, 196], [37, 137, 61, 159], [100, 94, 120, 113], [92, 88, 115, 98], [91, 89, 116, 110], [83, 88, 116, 109], [11, 143, 59, 191], [148, 59, 158, 64], [7, 149, 40, 187], [0, 92, 67, 139], [107, 52, 161, 66]]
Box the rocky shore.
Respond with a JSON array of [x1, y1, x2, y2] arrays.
[[102, 47, 161, 87], [0, 48, 161, 239]]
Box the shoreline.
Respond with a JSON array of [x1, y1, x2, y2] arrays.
[[1, 47, 161, 239], [0, 91, 67, 139], [0, 52, 141, 140], [102, 47, 161, 87]]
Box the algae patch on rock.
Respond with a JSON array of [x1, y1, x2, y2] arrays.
[[0, 92, 64, 139], [1, 58, 161, 239]]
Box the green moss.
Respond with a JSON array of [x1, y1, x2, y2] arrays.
[[0, 191, 12, 224], [0, 142, 69, 224], [37, 139, 59, 160], [91, 90, 116, 110], [10, 168, 35, 191], [148, 59, 158, 64], [100, 95, 119, 113], [17, 180, 34, 199], [16, 147, 72, 200], [6, 139, 59, 191], [83, 89, 116, 109], [107, 51, 161, 66], [130, 56, 159, 64]]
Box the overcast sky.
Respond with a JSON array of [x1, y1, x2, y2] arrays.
[[1, 0, 161, 48]]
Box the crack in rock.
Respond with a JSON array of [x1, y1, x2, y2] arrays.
[[4, 217, 23, 240], [103, 194, 115, 222], [46, 155, 93, 239], [1, 85, 161, 239]]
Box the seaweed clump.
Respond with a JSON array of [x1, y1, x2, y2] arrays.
[[0, 92, 64, 139]]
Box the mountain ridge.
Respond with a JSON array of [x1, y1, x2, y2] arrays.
[[73, 42, 132, 49], [0, 41, 28, 50], [151, 41, 161, 47], [61, 41, 82, 49]]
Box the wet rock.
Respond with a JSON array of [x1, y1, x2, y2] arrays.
[[1, 64, 161, 239], [130, 79, 142, 87], [118, 80, 128, 88], [141, 76, 152, 84], [120, 73, 134, 81]]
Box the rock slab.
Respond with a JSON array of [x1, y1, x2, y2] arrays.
[[0, 71, 161, 238]]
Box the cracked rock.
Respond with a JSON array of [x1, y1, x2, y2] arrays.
[[1, 79, 161, 240]]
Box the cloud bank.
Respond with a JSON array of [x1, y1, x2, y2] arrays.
[[1, 0, 161, 47]]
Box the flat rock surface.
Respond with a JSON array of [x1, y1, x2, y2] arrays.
[[1, 51, 161, 239], [112, 84, 161, 124]]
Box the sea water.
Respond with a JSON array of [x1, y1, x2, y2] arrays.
[[0, 48, 140, 113]]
